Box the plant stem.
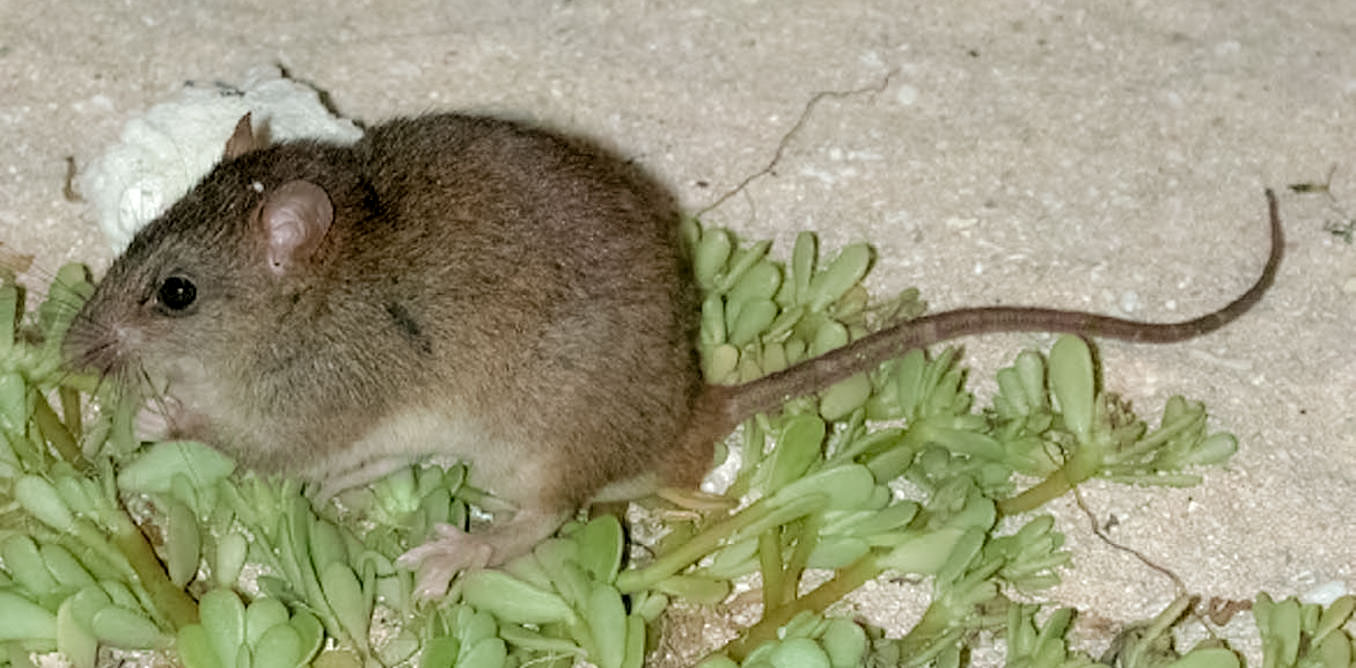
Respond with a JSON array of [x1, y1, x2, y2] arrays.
[[781, 517, 818, 606], [721, 553, 882, 661], [996, 467, 1072, 517], [894, 598, 957, 659], [758, 529, 784, 615], [58, 385, 82, 439], [617, 497, 781, 594], [33, 391, 90, 475], [110, 512, 199, 629]]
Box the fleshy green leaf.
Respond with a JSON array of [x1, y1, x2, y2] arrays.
[[90, 605, 169, 649], [461, 570, 574, 626], [320, 562, 369, 645], [167, 500, 202, 588], [586, 584, 628, 668], [177, 624, 224, 668], [57, 596, 99, 668], [16, 475, 76, 532], [3, 535, 57, 596], [574, 515, 624, 583], [769, 636, 832, 668], [766, 414, 826, 492], [117, 441, 236, 494], [0, 590, 57, 641], [693, 228, 733, 289], [200, 589, 245, 668], [1048, 336, 1094, 444], [253, 624, 304, 668], [1165, 648, 1241, 668], [807, 243, 871, 311]]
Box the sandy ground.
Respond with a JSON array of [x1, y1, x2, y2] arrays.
[[3, 1, 1354, 664]]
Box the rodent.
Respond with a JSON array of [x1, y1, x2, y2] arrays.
[[63, 112, 1282, 598]]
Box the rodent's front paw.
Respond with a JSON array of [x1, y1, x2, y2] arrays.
[[134, 396, 203, 441], [133, 402, 174, 441], [397, 524, 494, 600]]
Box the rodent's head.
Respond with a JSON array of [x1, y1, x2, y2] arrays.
[[63, 116, 357, 411]]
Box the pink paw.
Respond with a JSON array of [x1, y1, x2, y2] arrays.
[[396, 524, 494, 599]]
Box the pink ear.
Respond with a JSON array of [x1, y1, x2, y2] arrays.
[[258, 180, 333, 276], [223, 113, 259, 159]]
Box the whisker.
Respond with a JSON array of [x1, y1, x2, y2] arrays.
[[138, 364, 172, 426]]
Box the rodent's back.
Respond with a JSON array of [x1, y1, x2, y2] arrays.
[[336, 115, 704, 498]]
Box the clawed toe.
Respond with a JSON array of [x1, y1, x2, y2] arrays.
[[397, 523, 494, 599]]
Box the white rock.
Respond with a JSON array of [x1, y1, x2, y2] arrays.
[[80, 65, 364, 251]]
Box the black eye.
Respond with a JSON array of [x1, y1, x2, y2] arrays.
[[157, 275, 197, 313]]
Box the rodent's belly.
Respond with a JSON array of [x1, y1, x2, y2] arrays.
[[300, 407, 523, 498]]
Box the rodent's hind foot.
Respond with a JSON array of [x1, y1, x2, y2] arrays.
[[397, 506, 573, 600], [397, 524, 494, 600]]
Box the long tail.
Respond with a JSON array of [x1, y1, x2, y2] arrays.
[[721, 188, 1283, 423]]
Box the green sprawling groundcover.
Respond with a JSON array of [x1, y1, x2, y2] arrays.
[[0, 221, 1350, 667]]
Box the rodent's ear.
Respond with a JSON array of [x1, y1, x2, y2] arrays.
[[223, 113, 261, 160], [258, 180, 333, 276]]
